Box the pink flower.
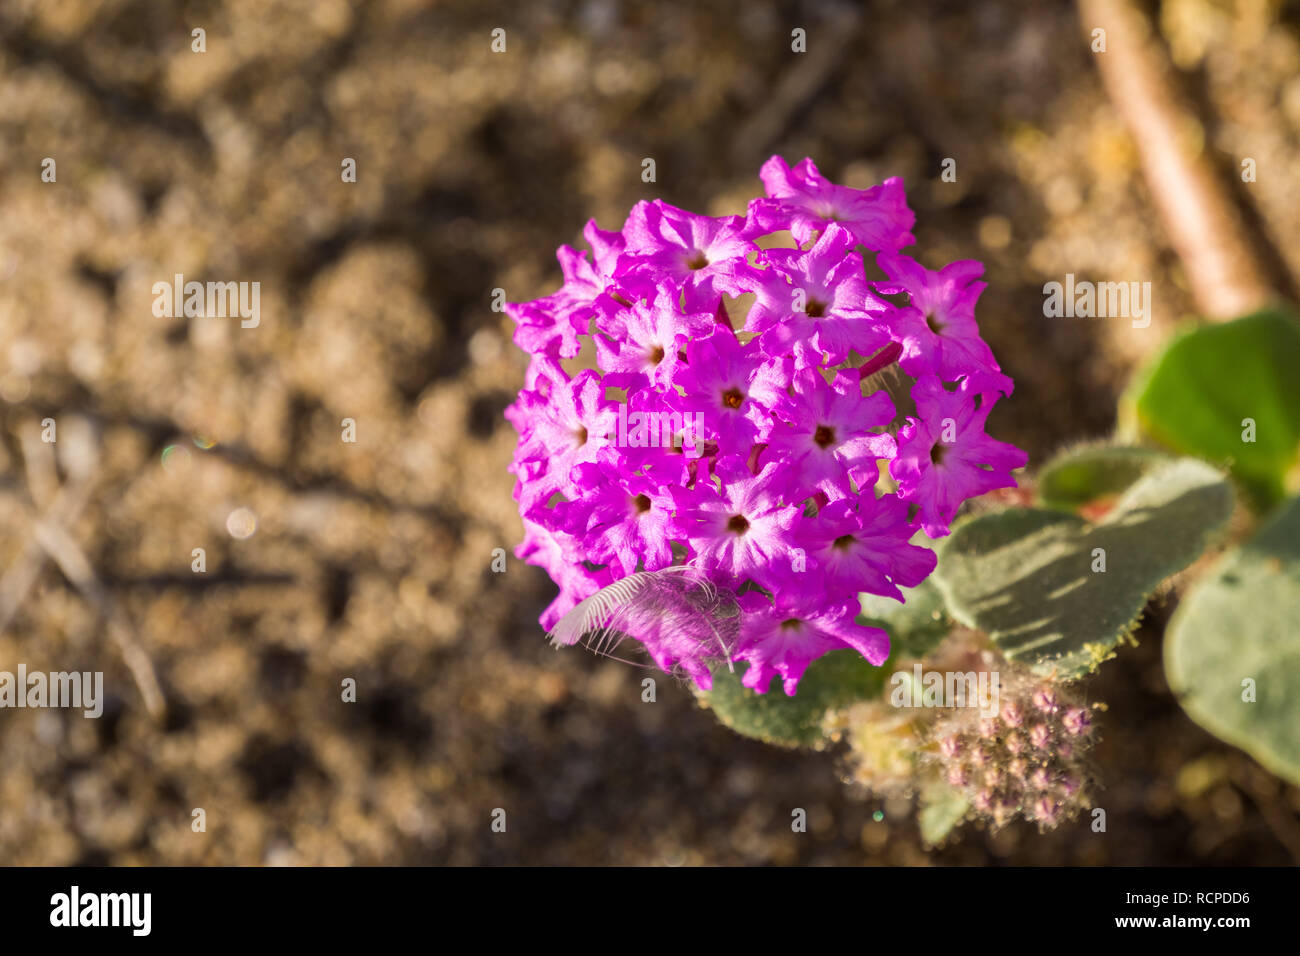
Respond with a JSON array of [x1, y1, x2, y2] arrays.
[[565, 463, 675, 576], [669, 458, 802, 590], [618, 200, 760, 311], [670, 457, 800, 590], [891, 376, 1028, 537], [510, 369, 620, 515], [796, 494, 937, 602], [599, 387, 711, 487], [735, 591, 890, 696], [506, 219, 628, 358], [747, 224, 894, 368], [594, 282, 714, 387], [670, 327, 790, 458], [763, 368, 896, 498], [748, 156, 916, 250], [876, 251, 1012, 392]]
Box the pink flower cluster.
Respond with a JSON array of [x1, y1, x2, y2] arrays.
[[506, 156, 1027, 696]]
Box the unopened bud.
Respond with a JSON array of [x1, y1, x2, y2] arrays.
[[1063, 707, 1092, 736], [1032, 796, 1058, 825]]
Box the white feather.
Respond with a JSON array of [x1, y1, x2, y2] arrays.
[[547, 571, 659, 648], [546, 566, 713, 651]]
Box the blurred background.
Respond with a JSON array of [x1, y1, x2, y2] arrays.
[[1, 0, 1299, 864]]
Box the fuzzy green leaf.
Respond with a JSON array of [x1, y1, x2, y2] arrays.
[[1126, 308, 1300, 510], [933, 458, 1233, 678], [1036, 445, 1171, 513], [1165, 496, 1300, 786], [698, 649, 889, 749]]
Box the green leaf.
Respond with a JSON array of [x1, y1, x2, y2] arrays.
[[698, 649, 889, 749], [917, 781, 970, 846], [1036, 445, 1172, 513], [933, 458, 1233, 679], [1165, 496, 1300, 786], [1126, 308, 1300, 511]]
